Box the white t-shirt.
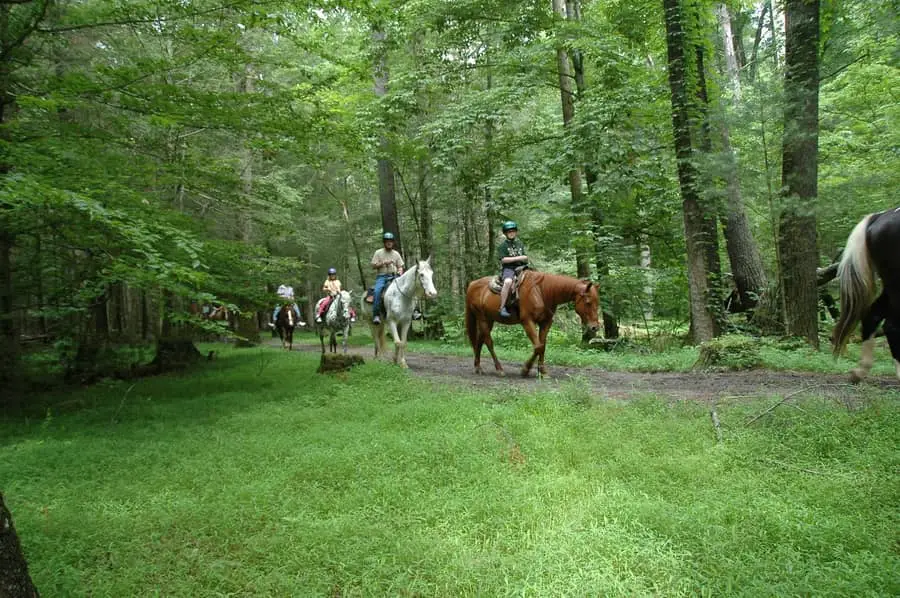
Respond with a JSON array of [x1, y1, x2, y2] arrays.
[[277, 285, 294, 300]]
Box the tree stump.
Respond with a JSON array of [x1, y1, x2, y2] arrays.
[[0, 493, 39, 598], [317, 353, 365, 374], [150, 338, 202, 372]]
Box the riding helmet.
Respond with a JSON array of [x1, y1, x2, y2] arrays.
[[382, 232, 395, 241], [328, 267, 337, 275], [502, 220, 518, 232]]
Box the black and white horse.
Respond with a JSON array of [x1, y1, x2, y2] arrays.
[[275, 302, 298, 351], [832, 208, 900, 382], [316, 290, 353, 354]]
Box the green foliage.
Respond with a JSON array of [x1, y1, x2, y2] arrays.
[[1, 347, 897, 595]]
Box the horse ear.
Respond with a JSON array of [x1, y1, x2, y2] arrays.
[[425, 254, 432, 265]]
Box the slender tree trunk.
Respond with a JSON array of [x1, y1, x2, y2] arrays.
[[664, 0, 721, 343], [373, 27, 401, 253], [748, 2, 768, 81], [719, 120, 768, 311], [778, 0, 819, 346], [713, 4, 769, 312], [716, 3, 742, 101], [0, 3, 20, 396], [417, 158, 432, 260], [552, 0, 591, 279], [338, 199, 368, 290]]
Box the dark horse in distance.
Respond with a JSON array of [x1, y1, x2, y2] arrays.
[[832, 207, 900, 382], [465, 271, 600, 377], [275, 302, 299, 351]]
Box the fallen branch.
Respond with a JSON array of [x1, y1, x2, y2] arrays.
[[744, 385, 829, 426]]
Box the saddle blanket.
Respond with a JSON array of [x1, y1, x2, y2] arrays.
[[488, 268, 528, 294]]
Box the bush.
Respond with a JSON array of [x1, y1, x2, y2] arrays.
[[694, 335, 763, 371]]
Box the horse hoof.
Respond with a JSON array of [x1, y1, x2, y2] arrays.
[[850, 369, 864, 384], [497, 370, 505, 378], [520, 368, 530, 378], [474, 367, 483, 375]]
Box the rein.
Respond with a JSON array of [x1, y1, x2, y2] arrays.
[[394, 264, 419, 300]]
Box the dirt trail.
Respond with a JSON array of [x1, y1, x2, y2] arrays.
[[275, 336, 899, 401]]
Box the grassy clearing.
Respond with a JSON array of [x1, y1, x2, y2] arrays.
[[2, 346, 898, 596]]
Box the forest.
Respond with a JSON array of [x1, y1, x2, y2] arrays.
[[0, 0, 897, 391], [1, 1, 899, 594]]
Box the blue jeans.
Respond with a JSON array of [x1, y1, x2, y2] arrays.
[[372, 274, 395, 317], [273, 304, 302, 323]]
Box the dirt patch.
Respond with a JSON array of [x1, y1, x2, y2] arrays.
[[278, 338, 899, 401]]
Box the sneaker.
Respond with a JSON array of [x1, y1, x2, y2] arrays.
[[499, 307, 511, 318], [267, 322, 275, 329], [372, 315, 381, 325], [315, 317, 322, 323]]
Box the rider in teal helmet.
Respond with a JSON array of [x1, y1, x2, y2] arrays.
[[371, 231, 404, 324], [497, 220, 528, 318]]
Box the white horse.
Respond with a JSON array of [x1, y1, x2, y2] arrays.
[[316, 290, 353, 354], [372, 257, 438, 367]]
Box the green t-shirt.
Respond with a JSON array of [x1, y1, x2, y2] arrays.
[[497, 237, 527, 270]]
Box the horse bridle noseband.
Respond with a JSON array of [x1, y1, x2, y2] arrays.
[[395, 264, 425, 300]]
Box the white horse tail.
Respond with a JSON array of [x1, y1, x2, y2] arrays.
[[833, 214, 876, 356]]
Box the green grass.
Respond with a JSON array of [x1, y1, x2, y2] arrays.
[[2, 346, 898, 596]]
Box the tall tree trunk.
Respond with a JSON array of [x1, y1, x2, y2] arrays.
[[663, 0, 721, 343], [719, 120, 768, 311], [566, 0, 618, 337], [233, 65, 261, 347], [338, 199, 368, 290], [0, 3, 20, 397], [716, 3, 742, 101], [692, 44, 725, 313], [417, 159, 432, 260], [748, 1, 769, 81], [778, 0, 819, 346], [372, 27, 401, 253], [713, 3, 769, 312], [552, 0, 591, 279]]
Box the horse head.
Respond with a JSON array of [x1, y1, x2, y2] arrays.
[[416, 256, 438, 300], [574, 280, 601, 341]]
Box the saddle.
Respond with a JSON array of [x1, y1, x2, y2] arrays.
[[488, 267, 529, 299]]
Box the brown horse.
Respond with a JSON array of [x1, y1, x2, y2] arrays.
[[465, 272, 601, 377]]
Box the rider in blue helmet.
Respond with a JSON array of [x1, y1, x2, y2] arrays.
[[316, 267, 343, 323], [497, 220, 528, 318], [371, 232, 404, 324]]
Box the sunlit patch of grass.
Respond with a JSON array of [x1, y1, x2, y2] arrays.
[[2, 349, 897, 596]]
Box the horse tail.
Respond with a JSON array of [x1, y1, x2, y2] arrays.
[[833, 214, 876, 356], [465, 291, 478, 349]]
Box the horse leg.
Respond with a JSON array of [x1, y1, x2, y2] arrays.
[[851, 294, 887, 382], [330, 331, 337, 353], [397, 319, 412, 368], [537, 321, 552, 376], [319, 327, 326, 354], [342, 324, 349, 354], [388, 319, 404, 366], [479, 319, 504, 376], [884, 317, 900, 380], [520, 320, 542, 378]]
